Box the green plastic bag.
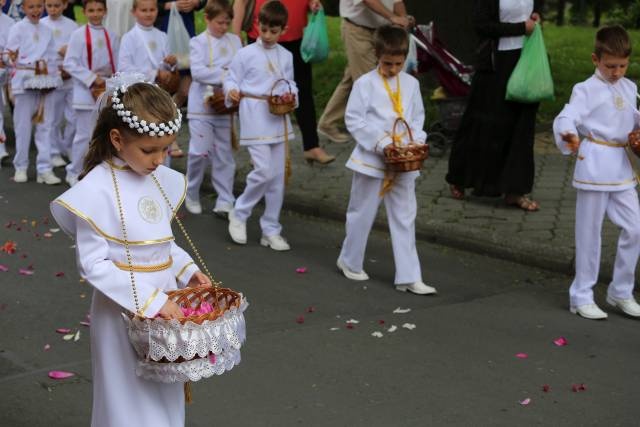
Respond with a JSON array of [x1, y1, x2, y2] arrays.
[[505, 24, 554, 103], [300, 9, 329, 63]]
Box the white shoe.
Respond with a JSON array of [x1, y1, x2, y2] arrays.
[[65, 174, 78, 187], [570, 303, 608, 320], [336, 258, 369, 281], [185, 197, 202, 214], [212, 203, 233, 218], [37, 170, 62, 185], [228, 209, 247, 244], [13, 170, 27, 183], [260, 235, 291, 251], [606, 295, 640, 317], [396, 281, 438, 295], [51, 155, 68, 167]]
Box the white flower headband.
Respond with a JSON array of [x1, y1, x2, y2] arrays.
[[107, 73, 182, 137]]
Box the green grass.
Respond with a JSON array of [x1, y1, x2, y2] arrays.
[[74, 11, 640, 125]]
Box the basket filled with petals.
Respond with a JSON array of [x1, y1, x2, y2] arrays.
[[383, 118, 429, 172], [268, 78, 296, 116]]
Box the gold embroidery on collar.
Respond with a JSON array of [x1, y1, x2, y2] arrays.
[[54, 199, 175, 245]]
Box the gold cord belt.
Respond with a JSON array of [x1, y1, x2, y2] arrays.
[[587, 135, 628, 148], [241, 93, 269, 101], [113, 256, 173, 272]]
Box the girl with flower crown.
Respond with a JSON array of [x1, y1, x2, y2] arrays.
[[50, 80, 212, 427]]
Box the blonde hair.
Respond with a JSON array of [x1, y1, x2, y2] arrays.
[[132, 0, 157, 10], [80, 83, 178, 179]]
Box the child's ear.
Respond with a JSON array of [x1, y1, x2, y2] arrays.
[[281, 25, 288, 35], [591, 52, 599, 67], [109, 129, 124, 152]]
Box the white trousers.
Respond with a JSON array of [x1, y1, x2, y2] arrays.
[[338, 172, 422, 285], [48, 87, 76, 157], [12, 92, 54, 173], [570, 188, 640, 306], [66, 109, 94, 179], [234, 143, 285, 237], [186, 118, 236, 209]]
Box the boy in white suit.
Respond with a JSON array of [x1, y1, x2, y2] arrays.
[[0, 0, 15, 163], [63, 0, 118, 186], [6, 0, 61, 184], [185, 0, 241, 216], [42, 0, 78, 167], [224, 0, 297, 250], [336, 25, 436, 295], [553, 25, 640, 320]]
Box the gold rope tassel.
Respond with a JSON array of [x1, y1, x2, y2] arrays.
[[230, 114, 239, 151], [184, 381, 193, 404], [32, 93, 45, 124], [380, 171, 396, 196], [284, 116, 291, 186]]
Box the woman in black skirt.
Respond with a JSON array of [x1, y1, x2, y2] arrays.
[[446, 0, 542, 211]]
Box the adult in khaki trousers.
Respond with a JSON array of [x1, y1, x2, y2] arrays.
[[317, 0, 411, 143]]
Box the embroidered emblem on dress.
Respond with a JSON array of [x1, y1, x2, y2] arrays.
[[220, 46, 227, 57], [148, 41, 157, 51], [53, 29, 61, 38], [138, 197, 162, 224], [96, 38, 104, 49], [614, 95, 625, 110], [33, 32, 39, 42]]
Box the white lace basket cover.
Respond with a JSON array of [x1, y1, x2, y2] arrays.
[[24, 74, 63, 90], [122, 297, 248, 383]]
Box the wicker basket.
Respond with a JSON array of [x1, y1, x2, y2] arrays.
[[383, 118, 429, 172], [34, 59, 48, 76], [157, 70, 180, 95], [207, 86, 238, 115], [268, 78, 296, 116], [629, 130, 640, 157]]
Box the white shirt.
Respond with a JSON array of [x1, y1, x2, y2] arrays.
[[188, 31, 242, 120], [6, 18, 58, 94], [553, 73, 640, 192], [118, 23, 171, 82], [498, 0, 533, 51], [0, 13, 16, 86], [63, 24, 119, 110], [41, 15, 78, 90], [345, 68, 426, 179], [339, 0, 402, 29], [223, 39, 298, 145]]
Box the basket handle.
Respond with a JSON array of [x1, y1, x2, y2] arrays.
[[269, 78, 291, 97], [391, 117, 415, 147]]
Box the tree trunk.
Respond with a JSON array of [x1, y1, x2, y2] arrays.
[[593, 0, 602, 27], [556, 0, 566, 25]]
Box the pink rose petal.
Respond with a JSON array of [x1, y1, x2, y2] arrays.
[[44, 344, 51, 351], [515, 353, 528, 359], [553, 337, 568, 346], [306, 306, 316, 313], [48, 370, 75, 379], [519, 398, 531, 406], [542, 384, 551, 392], [43, 232, 53, 238], [209, 354, 216, 365], [18, 268, 34, 276], [295, 315, 305, 324], [295, 267, 307, 274], [55, 271, 65, 277], [79, 321, 91, 327], [56, 328, 71, 334], [0, 264, 8, 272]]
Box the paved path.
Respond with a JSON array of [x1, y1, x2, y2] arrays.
[[175, 129, 626, 281]]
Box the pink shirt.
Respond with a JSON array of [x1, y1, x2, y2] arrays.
[[247, 0, 310, 42]]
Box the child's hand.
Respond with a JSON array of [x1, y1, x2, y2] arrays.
[[561, 132, 580, 153], [158, 299, 183, 319], [629, 130, 640, 152], [93, 76, 105, 88], [187, 271, 212, 288], [163, 54, 177, 66], [58, 45, 67, 58], [525, 19, 536, 35], [7, 49, 18, 63], [228, 89, 241, 104]]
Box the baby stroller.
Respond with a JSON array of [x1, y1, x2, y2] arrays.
[[412, 23, 473, 157]]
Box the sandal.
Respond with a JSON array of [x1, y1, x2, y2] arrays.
[[505, 195, 539, 212], [449, 184, 465, 200], [168, 142, 184, 158]]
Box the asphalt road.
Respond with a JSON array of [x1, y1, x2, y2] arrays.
[[1, 163, 639, 427]]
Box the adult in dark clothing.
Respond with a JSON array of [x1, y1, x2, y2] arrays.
[[446, 0, 542, 211], [232, 0, 336, 165]]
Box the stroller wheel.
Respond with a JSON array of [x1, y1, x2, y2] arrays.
[[427, 132, 449, 158]]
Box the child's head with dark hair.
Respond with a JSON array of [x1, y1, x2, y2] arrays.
[[594, 25, 631, 58], [204, 0, 233, 37], [374, 25, 409, 79], [374, 25, 410, 58], [258, 0, 288, 29], [257, 1, 288, 47], [83, 0, 107, 26], [81, 83, 180, 179], [592, 25, 631, 84]]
